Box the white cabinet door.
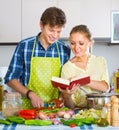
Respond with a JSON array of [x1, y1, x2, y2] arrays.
[[0, 0, 21, 42], [58, 0, 111, 38], [21, 0, 57, 39]]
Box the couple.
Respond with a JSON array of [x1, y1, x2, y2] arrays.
[[4, 7, 109, 109]]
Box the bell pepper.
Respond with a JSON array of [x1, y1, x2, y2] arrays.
[[18, 109, 36, 120]]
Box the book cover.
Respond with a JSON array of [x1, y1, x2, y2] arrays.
[[51, 76, 90, 90]]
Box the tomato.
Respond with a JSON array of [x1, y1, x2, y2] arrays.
[[55, 99, 61, 108], [49, 114, 56, 119], [53, 115, 56, 118], [70, 123, 76, 128], [49, 99, 61, 108]]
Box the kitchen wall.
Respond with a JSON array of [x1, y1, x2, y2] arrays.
[[0, 42, 119, 82]]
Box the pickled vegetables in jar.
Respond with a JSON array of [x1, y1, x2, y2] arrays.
[[2, 92, 23, 117]]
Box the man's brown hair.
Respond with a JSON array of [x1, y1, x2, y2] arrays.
[[40, 7, 66, 27]]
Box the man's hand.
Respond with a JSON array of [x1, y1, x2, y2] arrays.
[[29, 91, 44, 108]]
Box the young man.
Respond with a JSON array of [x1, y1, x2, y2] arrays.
[[4, 7, 71, 109]]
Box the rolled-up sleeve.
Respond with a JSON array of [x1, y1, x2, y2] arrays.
[[4, 42, 24, 84], [99, 56, 110, 92]]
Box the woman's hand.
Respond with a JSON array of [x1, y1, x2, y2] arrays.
[[58, 83, 80, 95], [58, 96, 64, 108], [57, 83, 80, 109]]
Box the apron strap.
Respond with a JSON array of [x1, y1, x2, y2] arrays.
[[31, 37, 61, 58], [31, 37, 37, 58], [55, 41, 60, 58]]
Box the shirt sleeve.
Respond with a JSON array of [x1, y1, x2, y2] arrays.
[[61, 61, 72, 79], [98, 56, 110, 92], [4, 42, 24, 84]]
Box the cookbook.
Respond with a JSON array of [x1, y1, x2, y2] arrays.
[[51, 75, 90, 90]]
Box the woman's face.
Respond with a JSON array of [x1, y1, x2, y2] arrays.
[[70, 32, 91, 57], [40, 22, 63, 44]]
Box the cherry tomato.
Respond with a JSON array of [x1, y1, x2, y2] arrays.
[[55, 99, 61, 108], [70, 123, 76, 128], [49, 114, 56, 119]]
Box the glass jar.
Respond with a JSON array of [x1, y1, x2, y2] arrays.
[[113, 69, 119, 93], [2, 92, 23, 117]]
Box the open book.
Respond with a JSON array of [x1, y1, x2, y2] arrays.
[[51, 75, 90, 90]]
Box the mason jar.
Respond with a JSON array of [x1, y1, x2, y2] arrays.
[[2, 92, 23, 117]]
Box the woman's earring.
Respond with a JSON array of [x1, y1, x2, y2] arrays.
[[89, 47, 91, 53]]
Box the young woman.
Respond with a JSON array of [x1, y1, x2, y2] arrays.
[[58, 25, 110, 109]]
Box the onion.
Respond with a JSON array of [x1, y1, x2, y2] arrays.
[[57, 110, 66, 117], [63, 113, 71, 119], [38, 111, 47, 120], [66, 109, 74, 116]]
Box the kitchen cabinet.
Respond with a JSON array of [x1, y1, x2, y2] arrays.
[[1, 0, 119, 43], [21, 0, 119, 39], [58, 0, 111, 38], [21, 0, 57, 40], [0, 0, 21, 43]]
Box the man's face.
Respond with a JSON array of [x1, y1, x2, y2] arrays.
[[40, 23, 63, 44]]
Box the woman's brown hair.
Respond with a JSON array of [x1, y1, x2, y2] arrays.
[[70, 25, 92, 41]]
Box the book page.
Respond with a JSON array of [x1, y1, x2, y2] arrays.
[[51, 77, 70, 85], [71, 75, 89, 82]]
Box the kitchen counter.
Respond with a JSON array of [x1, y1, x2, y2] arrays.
[[0, 123, 119, 130], [0, 113, 119, 130]]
